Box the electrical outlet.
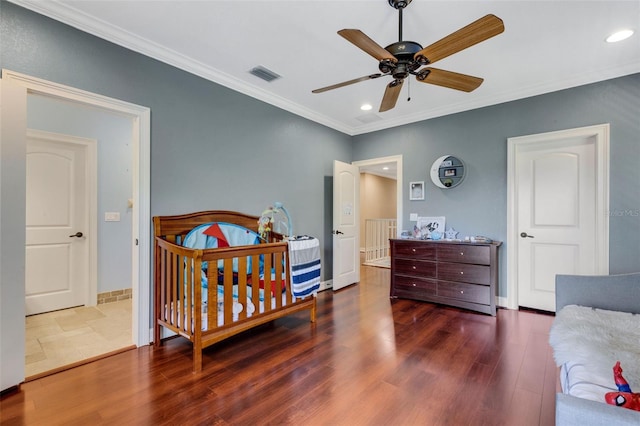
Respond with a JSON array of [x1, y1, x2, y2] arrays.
[[105, 212, 120, 222]]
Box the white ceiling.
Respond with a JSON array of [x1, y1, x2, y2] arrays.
[[11, 0, 640, 136], [360, 160, 398, 180]]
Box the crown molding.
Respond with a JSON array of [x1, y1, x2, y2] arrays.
[[351, 62, 640, 135], [9, 0, 640, 137], [8, 0, 355, 135]]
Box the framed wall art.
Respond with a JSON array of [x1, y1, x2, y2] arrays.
[[409, 181, 424, 200]]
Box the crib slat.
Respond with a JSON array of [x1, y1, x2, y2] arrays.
[[178, 253, 185, 332], [206, 267, 214, 332], [251, 253, 260, 314], [185, 255, 192, 335], [238, 257, 248, 321], [207, 260, 216, 331], [223, 257, 234, 325], [193, 253, 203, 339], [170, 251, 178, 327], [263, 253, 273, 313], [274, 252, 283, 310], [191, 253, 203, 372]]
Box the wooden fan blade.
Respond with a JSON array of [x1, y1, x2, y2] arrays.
[[312, 74, 384, 94], [417, 68, 483, 92], [414, 14, 504, 65], [338, 29, 397, 62], [379, 80, 404, 112]]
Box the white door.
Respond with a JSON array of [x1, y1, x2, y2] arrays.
[[509, 125, 609, 312], [332, 160, 360, 291], [25, 131, 91, 315]]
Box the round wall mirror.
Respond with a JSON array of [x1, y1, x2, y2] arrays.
[[430, 155, 465, 189]]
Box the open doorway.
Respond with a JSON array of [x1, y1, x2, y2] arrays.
[[2, 70, 151, 382], [353, 155, 403, 268], [24, 97, 135, 377]]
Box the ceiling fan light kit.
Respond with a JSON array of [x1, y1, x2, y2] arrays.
[[312, 0, 504, 113]]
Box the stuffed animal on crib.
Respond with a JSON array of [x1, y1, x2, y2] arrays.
[[604, 361, 640, 411]]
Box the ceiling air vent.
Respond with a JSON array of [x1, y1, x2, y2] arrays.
[[249, 65, 281, 82]]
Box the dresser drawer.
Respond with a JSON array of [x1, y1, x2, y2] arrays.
[[437, 262, 490, 285], [393, 242, 436, 260], [438, 281, 491, 305], [437, 245, 490, 265], [394, 275, 437, 294], [394, 258, 436, 277]]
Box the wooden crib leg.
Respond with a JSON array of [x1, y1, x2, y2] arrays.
[[193, 346, 202, 373], [310, 298, 317, 323], [154, 323, 162, 348]]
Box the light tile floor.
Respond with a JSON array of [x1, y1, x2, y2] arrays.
[[25, 299, 132, 378]]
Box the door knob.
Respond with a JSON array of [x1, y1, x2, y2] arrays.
[[520, 232, 534, 238], [333, 230, 344, 235], [69, 232, 84, 238]]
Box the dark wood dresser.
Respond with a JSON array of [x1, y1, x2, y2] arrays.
[[390, 239, 501, 315]]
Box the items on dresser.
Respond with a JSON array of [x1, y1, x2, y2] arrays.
[[390, 239, 501, 315]]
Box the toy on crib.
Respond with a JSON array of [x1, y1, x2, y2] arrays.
[[258, 202, 292, 240], [604, 361, 640, 411]]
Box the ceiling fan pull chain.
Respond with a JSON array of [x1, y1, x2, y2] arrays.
[[407, 77, 411, 102]]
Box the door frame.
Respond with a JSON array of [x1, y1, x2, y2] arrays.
[[505, 124, 609, 310], [26, 129, 98, 312], [352, 154, 403, 238], [2, 69, 151, 346]]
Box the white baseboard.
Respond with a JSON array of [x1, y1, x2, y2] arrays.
[[319, 280, 333, 292], [497, 296, 509, 309]]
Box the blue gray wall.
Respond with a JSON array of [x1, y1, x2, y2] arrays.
[[353, 73, 640, 295]]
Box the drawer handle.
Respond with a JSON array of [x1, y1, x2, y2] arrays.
[[460, 290, 464, 294], [412, 283, 417, 287], [412, 266, 417, 270], [460, 271, 464, 275], [460, 252, 464, 256], [412, 248, 416, 252]]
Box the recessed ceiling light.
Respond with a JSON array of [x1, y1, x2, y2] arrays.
[[360, 103, 373, 111], [606, 29, 634, 43], [383, 166, 389, 170]]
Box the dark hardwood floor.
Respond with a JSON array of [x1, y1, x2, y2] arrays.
[[1, 263, 557, 425]]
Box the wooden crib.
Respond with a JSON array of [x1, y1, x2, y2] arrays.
[[153, 210, 317, 372]]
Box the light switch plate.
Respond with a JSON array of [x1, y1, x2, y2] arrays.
[[409, 213, 418, 221], [105, 212, 120, 222]]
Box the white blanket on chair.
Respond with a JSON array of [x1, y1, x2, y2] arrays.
[[549, 305, 640, 391]]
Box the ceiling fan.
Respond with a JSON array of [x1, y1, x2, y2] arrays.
[[312, 0, 504, 112]]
